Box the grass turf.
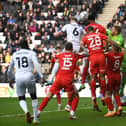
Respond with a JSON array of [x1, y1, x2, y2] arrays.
[[0, 98, 126, 126]]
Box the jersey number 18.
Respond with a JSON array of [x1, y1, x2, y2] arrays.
[[16, 56, 28, 68]]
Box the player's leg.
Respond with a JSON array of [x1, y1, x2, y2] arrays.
[[90, 73, 101, 111], [104, 90, 116, 117], [99, 54, 106, 105], [89, 55, 101, 111], [30, 93, 40, 124], [81, 58, 89, 84], [56, 91, 62, 111], [68, 86, 79, 119], [27, 75, 40, 124], [99, 72, 106, 105], [65, 93, 72, 112], [38, 91, 54, 113], [16, 79, 32, 123], [113, 74, 122, 116], [113, 91, 122, 116]]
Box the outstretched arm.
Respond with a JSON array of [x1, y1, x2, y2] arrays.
[[53, 31, 64, 37]]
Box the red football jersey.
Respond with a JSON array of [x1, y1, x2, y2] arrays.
[[55, 52, 83, 78], [105, 52, 123, 72], [85, 23, 106, 34], [82, 33, 107, 55]]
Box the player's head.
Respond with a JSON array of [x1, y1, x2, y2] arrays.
[[111, 25, 121, 35], [70, 17, 78, 23], [20, 40, 29, 49], [88, 14, 95, 23], [112, 45, 121, 53], [86, 26, 95, 33], [65, 42, 73, 51]]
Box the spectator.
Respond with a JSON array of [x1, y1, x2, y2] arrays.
[[48, 44, 55, 53], [5, 52, 11, 65], [29, 22, 36, 33]]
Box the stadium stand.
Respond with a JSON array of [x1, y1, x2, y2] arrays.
[[0, 0, 108, 82]]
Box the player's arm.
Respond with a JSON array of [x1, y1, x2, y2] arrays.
[[7, 56, 14, 81], [121, 48, 126, 55], [105, 38, 121, 48], [101, 33, 120, 48], [32, 52, 43, 78], [7, 56, 15, 89], [32, 52, 46, 86], [53, 24, 67, 37], [47, 62, 54, 74], [53, 31, 64, 37]]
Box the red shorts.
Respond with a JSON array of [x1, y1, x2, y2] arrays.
[[89, 53, 106, 74], [106, 71, 121, 92], [49, 76, 76, 94]]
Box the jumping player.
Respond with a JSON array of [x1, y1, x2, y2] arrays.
[[81, 26, 118, 111]]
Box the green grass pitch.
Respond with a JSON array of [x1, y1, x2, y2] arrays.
[[0, 98, 126, 126]]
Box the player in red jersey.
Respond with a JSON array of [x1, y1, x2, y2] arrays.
[[104, 45, 124, 117], [38, 42, 86, 119], [80, 15, 107, 104], [81, 26, 117, 111], [85, 14, 106, 34]]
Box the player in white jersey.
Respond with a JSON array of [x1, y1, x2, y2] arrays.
[[47, 17, 85, 111], [49, 17, 85, 84], [54, 17, 84, 53], [7, 40, 43, 124]]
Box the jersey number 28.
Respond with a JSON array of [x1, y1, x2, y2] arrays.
[[88, 36, 102, 48]]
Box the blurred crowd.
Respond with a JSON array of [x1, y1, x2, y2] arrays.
[[0, 0, 107, 82], [107, 3, 126, 40]]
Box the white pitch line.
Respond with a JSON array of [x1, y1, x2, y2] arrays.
[[0, 106, 92, 118]]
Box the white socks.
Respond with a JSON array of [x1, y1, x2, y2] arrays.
[[49, 62, 59, 82], [19, 100, 28, 113], [70, 110, 75, 116], [80, 58, 85, 75], [32, 99, 38, 120]]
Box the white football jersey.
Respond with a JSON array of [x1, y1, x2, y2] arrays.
[[61, 23, 84, 46], [8, 49, 43, 80]]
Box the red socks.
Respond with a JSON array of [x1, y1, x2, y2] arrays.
[[90, 80, 96, 98], [56, 92, 61, 104], [67, 93, 73, 106], [82, 67, 88, 84], [105, 97, 113, 111], [114, 95, 121, 107], [71, 97, 79, 111], [38, 97, 50, 111], [100, 80, 106, 97]]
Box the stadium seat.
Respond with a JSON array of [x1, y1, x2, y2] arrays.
[[0, 32, 3, 36], [0, 36, 6, 43]]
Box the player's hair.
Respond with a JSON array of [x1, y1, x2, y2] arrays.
[[20, 40, 29, 49], [65, 42, 73, 51], [56, 46, 61, 50], [113, 25, 121, 34], [71, 17, 78, 23], [88, 14, 95, 21], [112, 45, 121, 52], [87, 26, 94, 32]]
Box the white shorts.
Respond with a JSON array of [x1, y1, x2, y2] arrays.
[[72, 44, 80, 53], [15, 72, 36, 96]]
